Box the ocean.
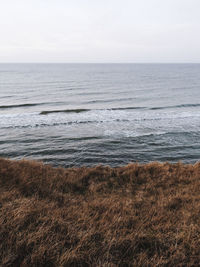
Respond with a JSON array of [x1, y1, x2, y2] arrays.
[[0, 63, 200, 167]]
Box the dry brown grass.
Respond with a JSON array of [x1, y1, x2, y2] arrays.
[[0, 158, 200, 266]]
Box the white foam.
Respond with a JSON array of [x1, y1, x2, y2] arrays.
[[1, 109, 200, 140]]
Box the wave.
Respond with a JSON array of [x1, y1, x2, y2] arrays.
[[1, 118, 130, 129], [111, 107, 146, 111], [0, 103, 44, 109], [86, 97, 136, 104], [1, 102, 199, 114], [0, 103, 40, 109], [0, 101, 66, 110], [3, 113, 198, 130], [40, 107, 146, 115], [151, 103, 200, 110], [40, 103, 200, 115], [40, 109, 90, 115]]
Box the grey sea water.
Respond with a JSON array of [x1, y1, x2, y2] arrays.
[[0, 63, 200, 166]]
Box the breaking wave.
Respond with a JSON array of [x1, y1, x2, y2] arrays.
[[150, 103, 200, 110], [40, 107, 146, 115], [0, 103, 41, 109], [39, 103, 200, 115]]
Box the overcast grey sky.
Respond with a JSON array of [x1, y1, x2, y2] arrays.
[[0, 0, 200, 63]]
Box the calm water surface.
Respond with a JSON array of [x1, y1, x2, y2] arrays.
[[0, 63, 200, 166]]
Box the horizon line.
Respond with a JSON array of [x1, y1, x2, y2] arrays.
[[0, 62, 200, 64]]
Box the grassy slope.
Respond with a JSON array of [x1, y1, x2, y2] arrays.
[[0, 158, 200, 266]]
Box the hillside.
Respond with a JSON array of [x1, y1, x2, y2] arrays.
[[0, 158, 200, 266]]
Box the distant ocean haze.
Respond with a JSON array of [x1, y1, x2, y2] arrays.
[[0, 63, 200, 166]]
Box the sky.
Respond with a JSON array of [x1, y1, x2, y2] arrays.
[[0, 0, 200, 63]]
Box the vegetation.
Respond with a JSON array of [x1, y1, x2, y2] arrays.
[[0, 158, 200, 266]]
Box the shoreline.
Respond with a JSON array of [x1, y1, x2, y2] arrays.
[[1, 157, 200, 266]]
